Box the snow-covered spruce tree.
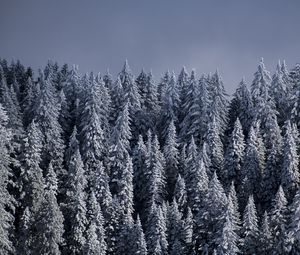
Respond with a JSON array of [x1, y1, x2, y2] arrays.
[[166, 199, 184, 254], [289, 63, 300, 89], [84, 191, 107, 255], [159, 71, 180, 143], [130, 215, 148, 255], [163, 119, 179, 197], [228, 182, 241, 233], [251, 59, 272, 121], [0, 104, 15, 254], [32, 71, 65, 186], [0, 69, 24, 148], [271, 63, 289, 125], [135, 69, 148, 108], [108, 102, 132, 199], [117, 153, 134, 215], [95, 73, 112, 141], [18, 206, 31, 254], [79, 73, 106, 178], [177, 66, 189, 123], [223, 118, 245, 188], [63, 139, 88, 255], [109, 77, 124, 125], [204, 116, 224, 176], [287, 187, 300, 254], [184, 137, 209, 213], [241, 195, 259, 255], [136, 70, 159, 134], [146, 203, 168, 255], [118, 60, 141, 140], [105, 197, 124, 255], [32, 162, 64, 255], [208, 70, 229, 133], [194, 171, 225, 253], [227, 78, 253, 136], [281, 120, 300, 200], [269, 185, 288, 254], [92, 161, 112, 220], [260, 105, 283, 209], [173, 174, 187, 213], [179, 70, 201, 144], [217, 197, 240, 255], [144, 135, 166, 208], [19, 120, 44, 213], [157, 71, 170, 105], [132, 135, 147, 213], [239, 123, 265, 210], [258, 211, 272, 255]]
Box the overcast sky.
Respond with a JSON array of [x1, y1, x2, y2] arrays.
[[1, 0, 300, 93]]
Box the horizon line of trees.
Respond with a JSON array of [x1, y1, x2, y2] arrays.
[[1, 57, 300, 254]]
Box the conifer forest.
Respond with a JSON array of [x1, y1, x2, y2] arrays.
[[2, 57, 300, 255]]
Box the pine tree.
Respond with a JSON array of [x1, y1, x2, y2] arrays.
[[241, 195, 259, 255]]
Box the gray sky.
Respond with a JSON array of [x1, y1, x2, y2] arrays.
[[0, 0, 300, 93]]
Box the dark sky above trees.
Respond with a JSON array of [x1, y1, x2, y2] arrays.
[[1, 0, 300, 92]]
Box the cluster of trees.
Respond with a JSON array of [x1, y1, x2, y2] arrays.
[[0, 57, 300, 254]]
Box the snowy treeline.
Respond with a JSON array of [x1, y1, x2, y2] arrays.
[[1, 58, 300, 255]]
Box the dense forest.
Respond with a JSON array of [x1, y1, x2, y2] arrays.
[[0, 57, 300, 255]]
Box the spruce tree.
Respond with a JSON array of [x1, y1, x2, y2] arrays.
[[223, 118, 245, 187], [241, 195, 259, 255], [163, 119, 179, 196], [0, 104, 15, 254], [84, 191, 107, 255], [33, 162, 64, 255], [281, 120, 299, 199], [270, 186, 288, 254]]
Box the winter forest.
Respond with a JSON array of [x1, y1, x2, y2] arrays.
[[1, 58, 300, 255]]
